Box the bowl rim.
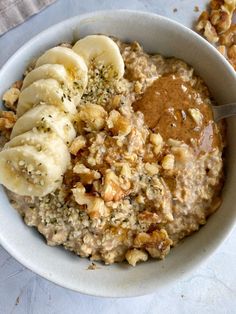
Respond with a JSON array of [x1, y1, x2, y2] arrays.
[[0, 9, 236, 298]]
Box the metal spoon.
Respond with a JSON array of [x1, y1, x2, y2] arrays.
[[212, 103, 236, 121]]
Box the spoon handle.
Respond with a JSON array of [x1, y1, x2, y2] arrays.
[[212, 103, 236, 121]]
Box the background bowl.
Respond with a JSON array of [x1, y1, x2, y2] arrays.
[[0, 10, 236, 298]]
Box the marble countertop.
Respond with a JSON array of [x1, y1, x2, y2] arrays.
[[0, 0, 235, 313]]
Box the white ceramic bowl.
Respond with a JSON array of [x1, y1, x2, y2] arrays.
[[0, 10, 236, 298]]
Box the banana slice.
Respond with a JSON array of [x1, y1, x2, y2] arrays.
[[6, 130, 70, 168], [0, 131, 70, 196], [11, 104, 76, 144], [72, 35, 124, 79], [22, 64, 81, 106], [0, 145, 65, 196], [17, 79, 76, 117], [22, 64, 71, 90], [35, 47, 88, 93]]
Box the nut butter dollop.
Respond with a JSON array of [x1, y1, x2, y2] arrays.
[[132, 74, 222, 153]]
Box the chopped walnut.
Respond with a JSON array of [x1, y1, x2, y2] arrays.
[[73, 163, 101, 184], [210, 0, 236, 34], [196, 0, 236, 73], [102, 170, 128, 202], [125, 249, 148, 266], [196, 11, 210, 32], [87, 262, 99, 270], [188, 108, 203, 126], [72, 183, 109, 219], [161, 154, 175, 170], [134, 229, 172, 259], [150, 133, 163, 146], [222, 0, 236, 14], [197, 1, 236, 43], [12, 80, 23, 90], [136, 194, 145, 204], [111, 95, 121, 109], [217, 44, 228, 56], [219, 24, 236, 46], [107, 110, 131, 136], [228, 44, 236, 69], [210, 0, 224, 11], [2, 88, 20, 111], [167, 138, 183, 147], [78, 103, 107, 131], [69, 135, 86, 155], [171, 145, 192, 164], [138, 210, 161, 225], [120, 163, 132, 179], [150, 133, 163, 155], [134, 81, 142, 93], [0, 111, 17, 131], [144, 162, 159, 175], [210, 10, 231, 34], [204, 21, 219, 43]]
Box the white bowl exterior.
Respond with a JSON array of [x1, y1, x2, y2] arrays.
[[0, 10, 236, 297]]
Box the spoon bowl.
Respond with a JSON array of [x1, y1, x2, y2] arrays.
[[212, 103, 236, 121]]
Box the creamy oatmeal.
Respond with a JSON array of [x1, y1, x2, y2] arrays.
[[0, 36, 224, 266]]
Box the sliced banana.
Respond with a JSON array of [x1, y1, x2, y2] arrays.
[[0, 145, 64, 196], [6, 130, 70, 168], [0, 130, 70, 196], [17, 79, 76, 117], [22, 64, 71, 90], [22, 64, 81, 106], [11, 104, 76, 144], [35, 47, 88, 93], [72, 35, 124, 79]]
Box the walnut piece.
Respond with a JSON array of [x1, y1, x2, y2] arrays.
[[107, 110, 131, 136], [73, 163, 101, 184], [210, 0, 224, 11], [138, 210, 161, 225], [210, 9, 231, 34], [217, 44, 228, 56], [111, 95, 121, 109], [72, 183, 109, 219], [0, 111, 17, 131], [196, 11, 210, 32], [69, 135, 86, 155], [125, 249, 148, 266], [2, 88, 20, 111], [150, 133, 163, 155], [12, 80, 23, 90], [144, 162, 159, 175], [219, 24, 236, 46], [228, 44, 236, 69], [204, 21, 219, 43], [150, 133, 163, 146], [102, 170, 128, 202], [188, 108, 203, 126], [78, 103, 107, 131], [161, 154, 175, 170], [134, 229, 172, 259], [120, 163, 132, 179], [196, 1, 236, 43]]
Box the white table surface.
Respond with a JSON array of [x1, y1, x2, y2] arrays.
[[0, 0, 235, 313]]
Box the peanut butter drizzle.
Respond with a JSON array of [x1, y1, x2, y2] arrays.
[[132, 74, 221, 153]]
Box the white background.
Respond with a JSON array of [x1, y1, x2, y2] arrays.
[[0, 1, 236, 313]]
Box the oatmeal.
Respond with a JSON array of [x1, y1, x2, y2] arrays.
[[0, 36, 224, 266]]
